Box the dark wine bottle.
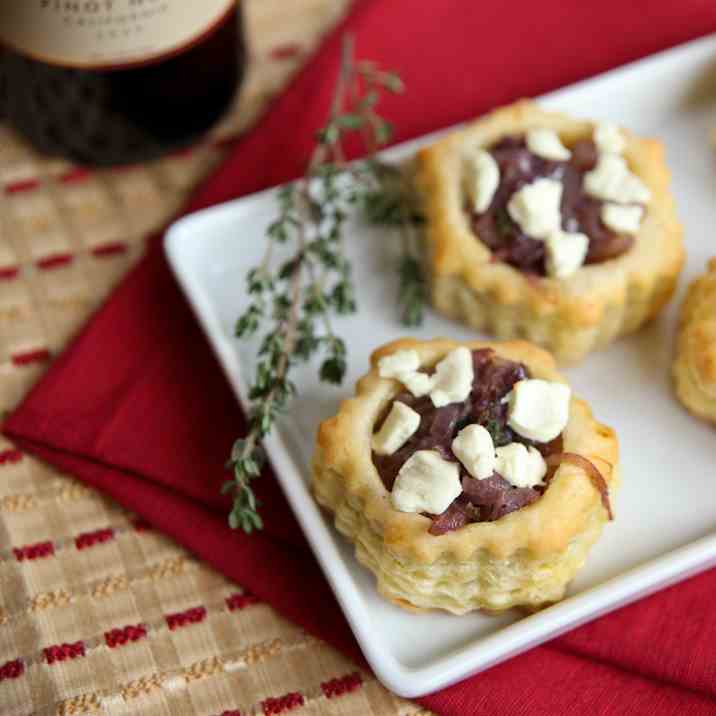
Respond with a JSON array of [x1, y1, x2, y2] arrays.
[[0, 1, 245, 166]]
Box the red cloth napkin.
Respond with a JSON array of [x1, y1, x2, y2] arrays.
[[7, 2, 716, 713]]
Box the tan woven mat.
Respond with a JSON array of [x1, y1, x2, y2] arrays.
[[0, 2, 431, 713]]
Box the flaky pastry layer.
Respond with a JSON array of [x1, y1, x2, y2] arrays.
[[414, 100, 684, 363], [312, 338, 619, 614], [673, 258, 716, 423]]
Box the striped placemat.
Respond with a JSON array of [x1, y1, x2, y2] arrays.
[[0, 2, 432, 713]]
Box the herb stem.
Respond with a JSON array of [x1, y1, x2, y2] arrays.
[[226, 36, 413, 532]]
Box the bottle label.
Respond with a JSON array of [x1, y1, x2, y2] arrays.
[[0, 1, 235, 69]]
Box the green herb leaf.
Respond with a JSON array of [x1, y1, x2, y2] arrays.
[[397, 256, 426, 327], [317, 125, 339, 144], [320, 356, 347, 384], [336, 113, 364, 129], [494, 207, 513, 237], [484, 419, 511, 447], [358, 91, 378, 110], [375, 121, 393, 145], [383, 72, 404, 93]]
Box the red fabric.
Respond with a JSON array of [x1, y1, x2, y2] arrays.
[[6, 2, 716, 713]]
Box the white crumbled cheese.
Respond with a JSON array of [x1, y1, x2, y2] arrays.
[[507, 178, 563, 240], [378, 349, 435, 398], [494, 442, 547, 489], [429, 347, 474, 408], [526, 128, 571, 161], [372, 402, 421, 456], [451, 424, 496, 480], [378, 349, 421, 379], [506, 378, 571, 443], [584, 154, 651, 205], [400, 371, 434, 398], [601, 203, 644, 235], [545, 229, 589, 279], [391, 450, 462, 514], [594, 122, 626, 155], [464, 149, 500, 213]]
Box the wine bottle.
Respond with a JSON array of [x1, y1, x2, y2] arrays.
[[0, 1, 245, 166]]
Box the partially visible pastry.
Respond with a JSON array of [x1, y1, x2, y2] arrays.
[[673, 259, 716, 423], [414, 100, 684, 363], [312, 338, 619, 614]]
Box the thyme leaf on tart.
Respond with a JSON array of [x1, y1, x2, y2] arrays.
[[226, 36, 420, 532]]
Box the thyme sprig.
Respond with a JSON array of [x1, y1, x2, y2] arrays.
[[225, 36, 423, 532]]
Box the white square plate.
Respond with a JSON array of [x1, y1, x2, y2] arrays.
[[165, 35, 716, 698]]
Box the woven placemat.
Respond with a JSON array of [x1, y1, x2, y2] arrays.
[[0, 2, 431, 714]]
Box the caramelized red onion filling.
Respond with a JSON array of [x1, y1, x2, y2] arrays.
[[469, 136, 636, 276], [372, 350, 613, 534], [372, 349, 567, 534]]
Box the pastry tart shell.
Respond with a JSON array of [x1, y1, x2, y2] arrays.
[[312, 338, 619, 614], [673, 258, 716, 423], [414, 100, 684, 363]]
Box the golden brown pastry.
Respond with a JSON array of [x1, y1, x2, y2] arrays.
[[312, 338, 619, 614], [414, 100, 684, 363], [673, 258, 716, 423]]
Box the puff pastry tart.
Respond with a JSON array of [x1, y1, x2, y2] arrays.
[[312, 338, 618, 614], [673, 258, 716, 423], [414, 100, 684, 363]]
